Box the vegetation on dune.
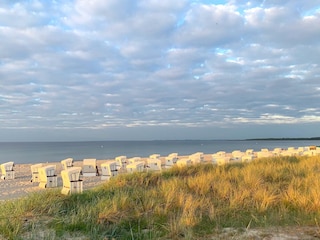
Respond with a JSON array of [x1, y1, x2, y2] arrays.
[[1, 156, 320, 239]]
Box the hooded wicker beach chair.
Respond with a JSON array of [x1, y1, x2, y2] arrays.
[[190, 152, 204, 163], [82, 158, 98, 176], [30, 163, 43, 182], [149, 154, 160, 159], [146, 158, 162, 172], [126, 161, 145, 173], [115, 156, 127, 171], [165, 153, 179, 168], [101, 161, 118, 180], [38, 165, 57, 188], [61, 158, 74, 170], [61, 167, 83, 195], [1, 161, 15, 180]]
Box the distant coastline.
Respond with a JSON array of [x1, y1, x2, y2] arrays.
[[246, 137, 320, 141]]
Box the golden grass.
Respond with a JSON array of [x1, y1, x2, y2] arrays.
[[1, 155, 320, 239]]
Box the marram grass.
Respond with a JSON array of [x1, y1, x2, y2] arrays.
[[1, 156, 320, 239]]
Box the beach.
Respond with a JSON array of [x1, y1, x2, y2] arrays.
[[0, 154, 216, 201], [0, 159, 109, 201], [1, 145, 319, 201]]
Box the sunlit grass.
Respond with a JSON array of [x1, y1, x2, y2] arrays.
[[1, 155, 320, 239]]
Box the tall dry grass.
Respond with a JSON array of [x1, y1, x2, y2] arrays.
[[1, 155, 320, 239]]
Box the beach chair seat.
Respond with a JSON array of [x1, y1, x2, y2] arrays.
[[61, 158, 74, 170], [30, 163, 43, 182], [1, 161, 15, 180], [82, 158, 98, 177], [61, 167, 83, 195], [38, 165, 57, 188], [126, 161, 145, 173], [101, 161, 118, 180], [146, 158, 162, 172]]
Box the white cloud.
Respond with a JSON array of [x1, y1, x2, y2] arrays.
[[175, 4, 244, 47], [0, 0, 320, 140]]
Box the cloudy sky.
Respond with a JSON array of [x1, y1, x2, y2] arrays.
[[1, 0, 320, 141]]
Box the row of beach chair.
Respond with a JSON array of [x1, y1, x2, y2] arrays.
[[2, 146, 319, 196]]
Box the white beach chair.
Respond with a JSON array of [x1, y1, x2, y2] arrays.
[[297, 147, 307, 155], [38, 165, 57, 188], [243, 149, 255, 161], [149, 154, 160, 159], [256, 149, 273, 158], [146, 158, 162, 172], [272, 148, 282, 156], [1, 161, 15, 180], [61, 158, 74, 170], [115, 155, 127, 171], [303, 149, 318, 156], [190, 152, 204, 163], [231, 150, 245, 161], [165, 153, 179, 169], [101, 161, 118, 180], [216, 151, 226, 157], [245, 149, 254, 155], [30, 163, 43, 182], [303, 146, 320, 156], [82, 158, 98, 177], [126, 161, 145, 173], [212, 151, 228, 165], [168, 153, 178, 159], [61, 167, 83, 195]]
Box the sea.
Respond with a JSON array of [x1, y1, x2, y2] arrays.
[[0, 140, 319, 164]]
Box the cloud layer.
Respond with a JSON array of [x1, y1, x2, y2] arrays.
[[1, 0, 320, 140]]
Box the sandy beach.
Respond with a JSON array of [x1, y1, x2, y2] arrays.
[[0, 154, 216, 201], [0, 159, 111, 201], [2, 147, 316, 201]]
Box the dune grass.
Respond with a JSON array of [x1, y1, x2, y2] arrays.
[[1, 155, 320, 239]]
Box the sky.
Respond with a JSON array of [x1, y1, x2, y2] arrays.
[[1, 0, 320, 141]]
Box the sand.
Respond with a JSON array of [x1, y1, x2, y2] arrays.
[[0, 154, 215, 201], [0, 160, 109, 202]]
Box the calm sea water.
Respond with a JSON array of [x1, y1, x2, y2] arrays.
[[0, 140, 319, 164]]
